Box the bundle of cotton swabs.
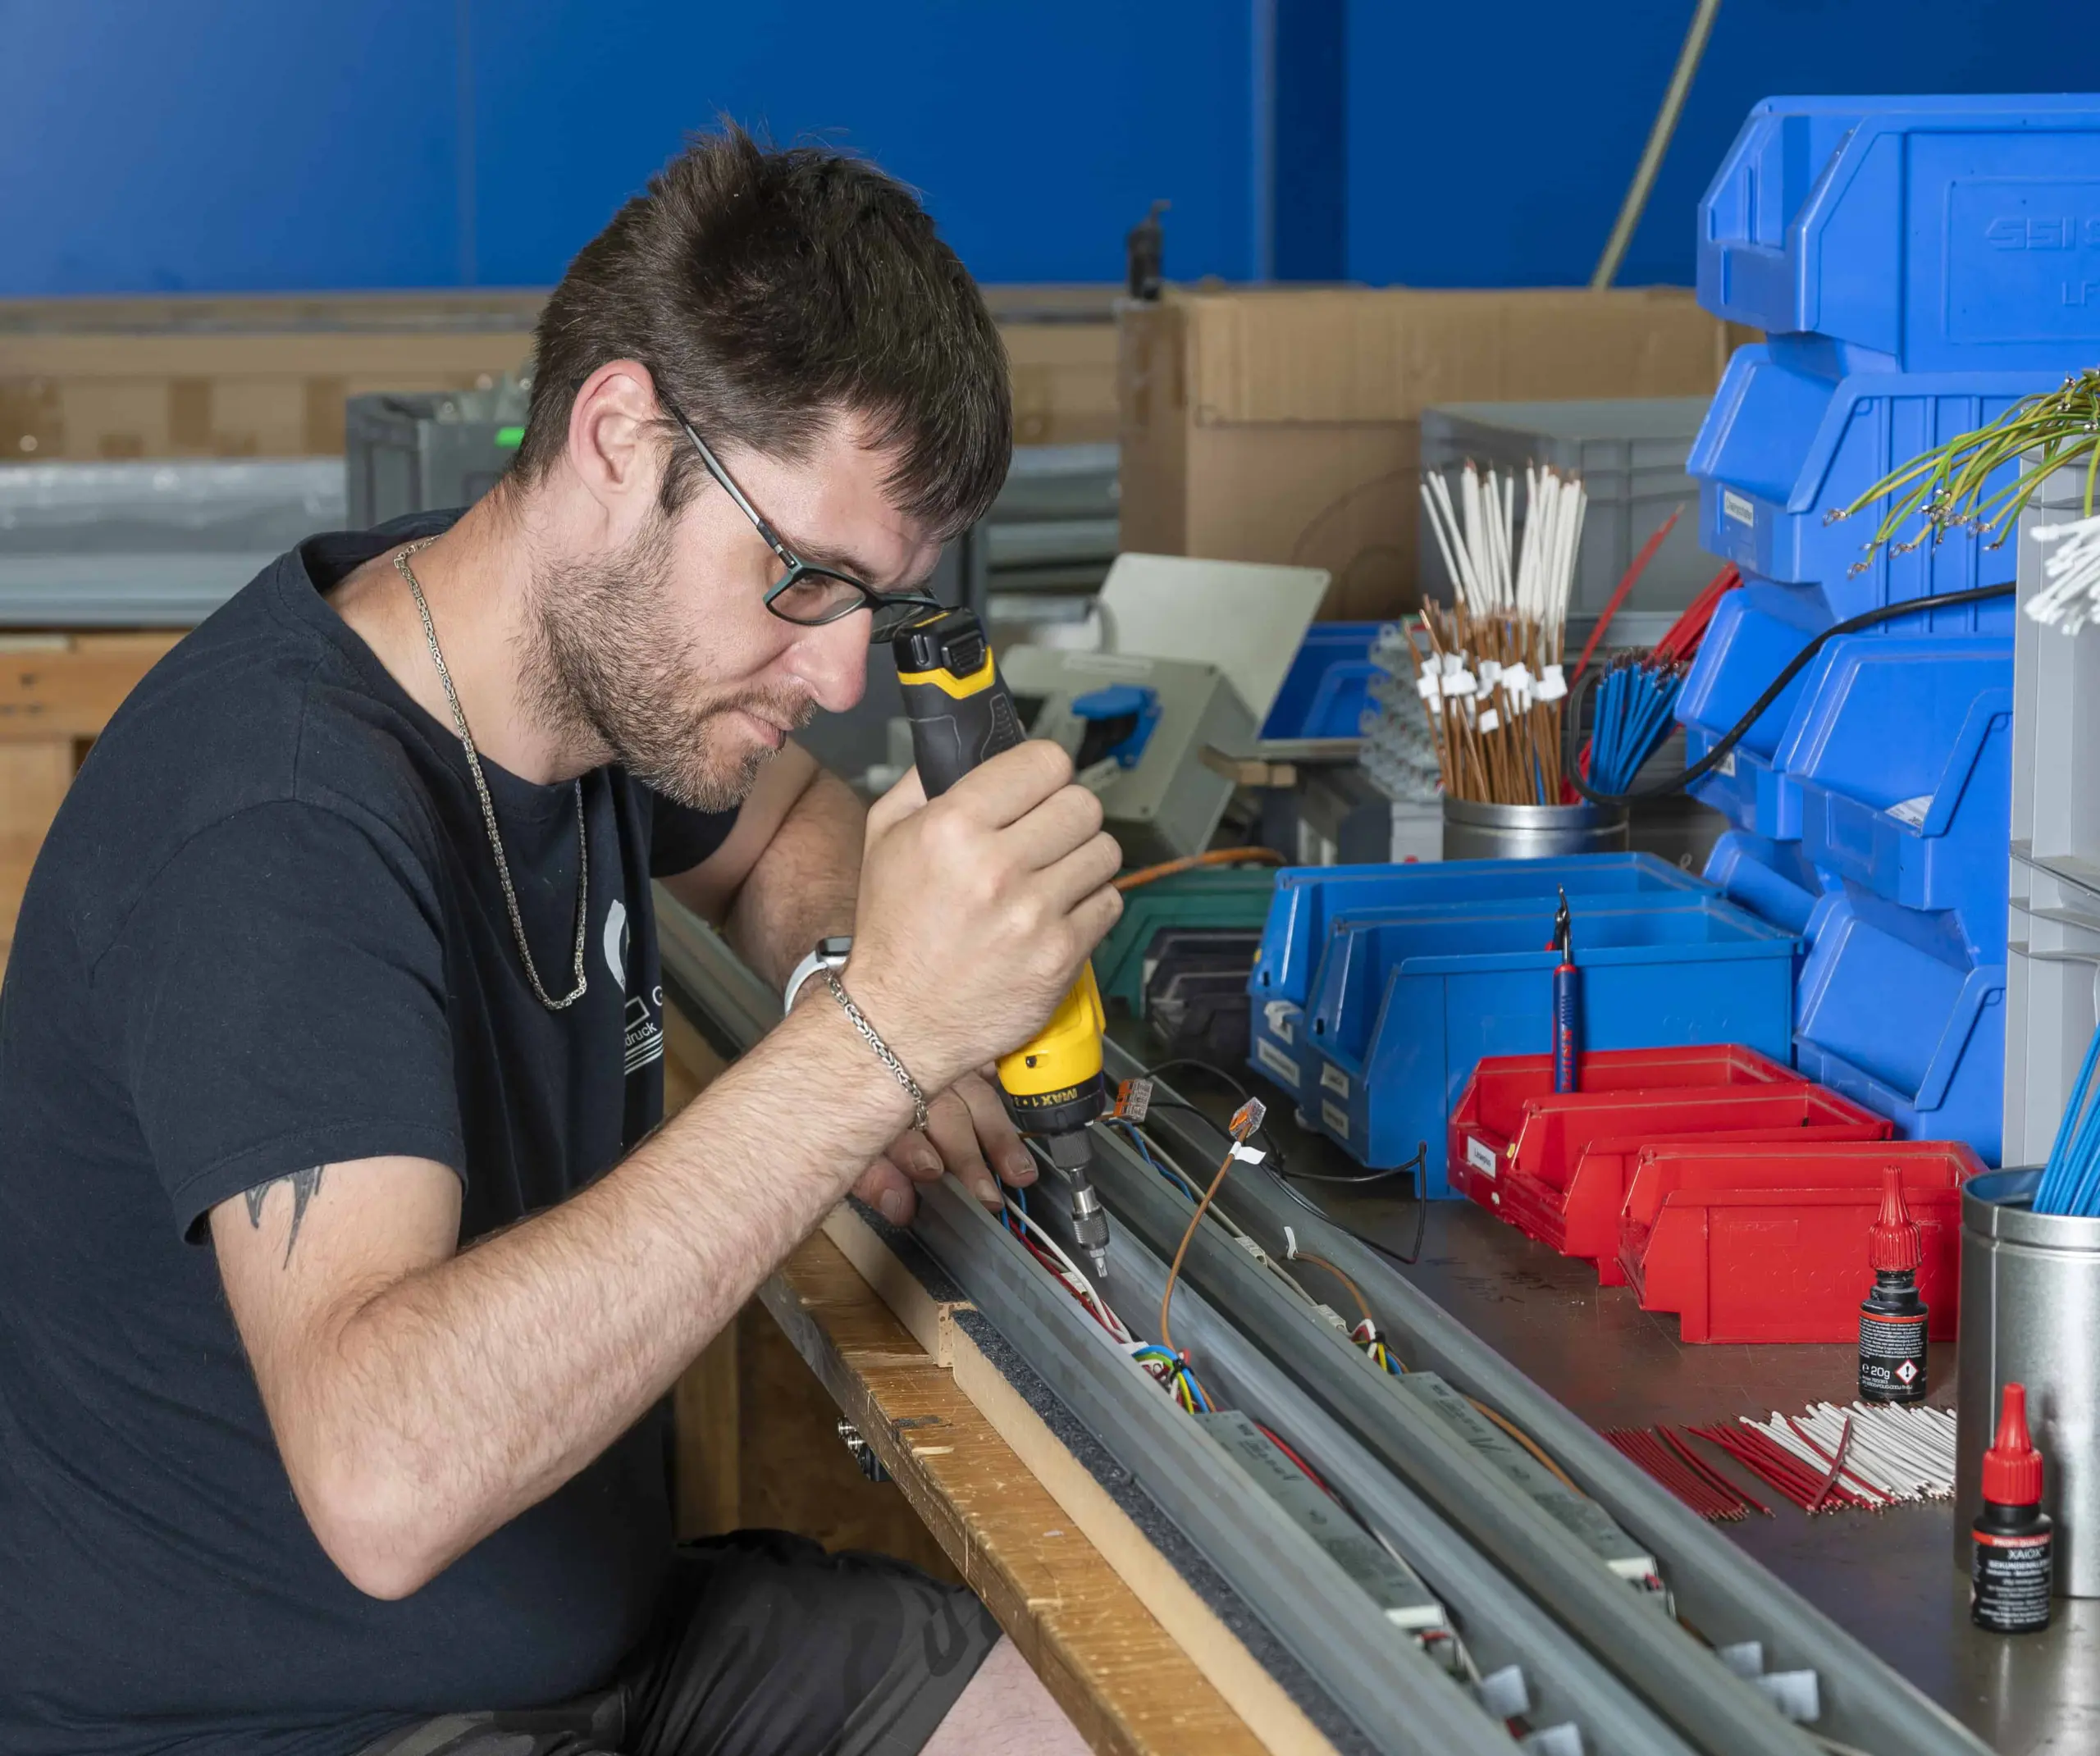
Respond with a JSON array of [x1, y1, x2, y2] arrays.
[[1413, 463, 1586, 805]]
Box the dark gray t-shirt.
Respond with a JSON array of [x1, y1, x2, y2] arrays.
[[0, 515, 738, 1755]]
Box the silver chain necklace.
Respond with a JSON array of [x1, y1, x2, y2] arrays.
[[395, 538, 589, 1011]]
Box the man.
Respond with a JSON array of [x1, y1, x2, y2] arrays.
[[0, 129, 1119, 1756]]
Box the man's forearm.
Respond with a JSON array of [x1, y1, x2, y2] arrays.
[[723, 766, 865, 989], [304, 998, 913, 1594]]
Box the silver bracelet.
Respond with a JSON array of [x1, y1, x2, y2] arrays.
[[821, 967, 930, 1133]]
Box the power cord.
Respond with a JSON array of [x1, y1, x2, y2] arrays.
[[1561, 581, 2014, 805]]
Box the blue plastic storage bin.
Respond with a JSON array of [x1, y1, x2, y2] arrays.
[[1689, 353, 2033, 627], [1246, 855, 1713, 1109], [1700, 95, 2100, 371], [1792, 891, 2006, 1161], [1262, 623, 1384, 741], [1294, 898, 1797, 1194]]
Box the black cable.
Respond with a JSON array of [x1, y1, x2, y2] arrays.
[[1561, 581, 2015, 806], [1141, 1054, 1431, 1265]]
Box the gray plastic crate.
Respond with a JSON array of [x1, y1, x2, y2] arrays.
[[1418, 398, 1714, 623], [345, 383, 529, 529], [2005, 459, 2100, 1165], [0, 459, 344, 625]]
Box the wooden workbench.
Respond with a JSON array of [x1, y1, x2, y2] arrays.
[[660, 1010, 1291, 1756]]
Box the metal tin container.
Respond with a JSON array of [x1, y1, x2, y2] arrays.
[[1441, 797, 1630, 863], [1956, 1167, 2100, 1594]]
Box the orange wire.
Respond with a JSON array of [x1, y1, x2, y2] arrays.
[[1469, 1397, 1580, 1491], [1157, 1139, 1239, 1355], [1291, 1248, 1374, 1327], [1115, 847, 1283, 893]]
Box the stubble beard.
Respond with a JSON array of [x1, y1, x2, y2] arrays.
[[523, 511, 814, 812]]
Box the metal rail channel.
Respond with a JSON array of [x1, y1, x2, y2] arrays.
[[1084, 1124, 1817, 1756], [1093, 1194, 1700, 1756], [1108, 1042, 1993, 1756], [651, 911, 1505, 1754], [911, 1176, 1513, 1756]]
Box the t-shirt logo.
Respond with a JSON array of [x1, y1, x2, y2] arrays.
[[603, 899, 664, 1077]]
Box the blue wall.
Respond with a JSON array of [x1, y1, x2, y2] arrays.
[[2, 1, 2097, 297], [1343, 0, 2100, 288]]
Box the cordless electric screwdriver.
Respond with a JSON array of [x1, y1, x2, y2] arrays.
[[892, 607, 1112, 1281]]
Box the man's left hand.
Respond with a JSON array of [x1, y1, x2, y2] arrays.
[[851, 1068, 1036, 1225]]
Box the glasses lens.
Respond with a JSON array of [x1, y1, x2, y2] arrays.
[[870, 595, 942, 642], [766, 568, 867, 627]]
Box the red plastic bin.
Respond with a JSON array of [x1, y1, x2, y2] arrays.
[[1447, 1047, 1877, 1256], [1615, 1141, 1981, 1343], [1504, 1119, 1895, 1285]]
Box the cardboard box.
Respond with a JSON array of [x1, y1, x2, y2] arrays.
[[0, 285, 1121, 460], [1119, 285, 1755, 622]]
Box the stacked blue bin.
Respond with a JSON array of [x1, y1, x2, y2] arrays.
[[1676, 95, 2100, 1164], [1247, 856, 1797, 1196]]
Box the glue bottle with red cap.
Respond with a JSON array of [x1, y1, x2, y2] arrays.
[[1857, 1165, 1928, 1403], [1972, 1382, 2054, 1634]]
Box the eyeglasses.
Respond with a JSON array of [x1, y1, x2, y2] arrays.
[[664, 399, 941, 644]]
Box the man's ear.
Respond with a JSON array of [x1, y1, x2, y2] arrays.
[[565, 359, 664, 519]]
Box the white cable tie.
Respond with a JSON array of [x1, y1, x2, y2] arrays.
[[1230, 1143, 1267, 1164], [1283, 1225, 1300, 1260], [1500, 662, 1532, 695], [1477, 707, 1502, 733], [1534, 665, 1568, 704], [1477, 658, 1504, 686], [1416, 672, 1441, 701], [1442, 669, 1478, 698]]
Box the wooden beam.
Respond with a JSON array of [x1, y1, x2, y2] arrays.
[[765, 1234, 1276, 1756], [0, 633, 183, 741]]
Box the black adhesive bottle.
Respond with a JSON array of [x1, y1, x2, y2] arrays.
[[1972, 1381, 2053, 1635], [1858, 1165, 1928, 1404]]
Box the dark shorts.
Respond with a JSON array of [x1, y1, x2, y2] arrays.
[[354, 1531, 1002, 1756]]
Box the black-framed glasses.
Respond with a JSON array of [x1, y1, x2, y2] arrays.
[[664, 399, 941, 644]]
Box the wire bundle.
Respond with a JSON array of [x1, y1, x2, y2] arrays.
[[2031, 1017, 2100, 1216], [1742, 1403, 1956, 1504], [1604, 1427, 1764, 1521], [1411, 463, 1585, 805], [1687, 1420, 1882, 1515], [1827, 367, 2100, 575], [2029, 511, 2100, 633], [1583, 655, 1685, 795]]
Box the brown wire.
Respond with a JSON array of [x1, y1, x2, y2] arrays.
[[1290, 1247, 1374, 1327], [1468, 1397, 1581, 1492], [1115, 846, 1283, 893], [1157, 1140, 1239, 1356]]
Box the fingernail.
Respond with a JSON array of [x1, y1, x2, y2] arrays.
[[1006, 1155, 1037, 1184], [879, 1189, 911, 1224], [912, 1154, 943, 1179], [972, 1177, 1002, 1206]]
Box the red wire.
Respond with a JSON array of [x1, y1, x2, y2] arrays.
[[1016, 1234, 1124, 1339], [1571, 506, 1682, 683], [1254, 1422, 1335, 1498]]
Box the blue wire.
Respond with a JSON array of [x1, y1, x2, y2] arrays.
[[2034, 1019, 2100, 1215]]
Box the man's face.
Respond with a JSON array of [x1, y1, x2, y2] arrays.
[[530, 410, 941, 810]]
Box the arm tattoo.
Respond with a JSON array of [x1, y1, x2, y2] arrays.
[[244, 1166, 326, 1266]]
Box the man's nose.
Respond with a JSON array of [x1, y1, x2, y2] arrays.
[[793, 615, 872, 716]]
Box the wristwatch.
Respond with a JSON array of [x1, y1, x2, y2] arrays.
[[783, 935, 854, 1012]]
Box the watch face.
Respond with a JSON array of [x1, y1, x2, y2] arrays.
[[817, 935, 854, 960]]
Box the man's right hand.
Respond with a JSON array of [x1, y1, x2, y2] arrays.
[[845, 741, 1122, 1101]]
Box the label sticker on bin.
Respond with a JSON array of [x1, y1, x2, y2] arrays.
[[1465, 1136, 1500, 1179], [1321, 1100, 1350, 1141], [1255, 1040, 1300, 1088], [1321, 1064, 1351, 1099], [1723, 489, 1755, 527]]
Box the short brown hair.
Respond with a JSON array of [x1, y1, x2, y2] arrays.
[[515, 125, 1011, 540]]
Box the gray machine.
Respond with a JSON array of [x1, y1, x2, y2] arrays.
[[1002, 645, 1252, 867], [345, 383, 529, 529]]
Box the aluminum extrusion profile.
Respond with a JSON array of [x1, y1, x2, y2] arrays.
[[1098, 1202, 1701, 1756], [1108, 1042, 1994, 1756], [910, 1174, 1514, 1756], [1084, 1123, 1818, 1756]]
